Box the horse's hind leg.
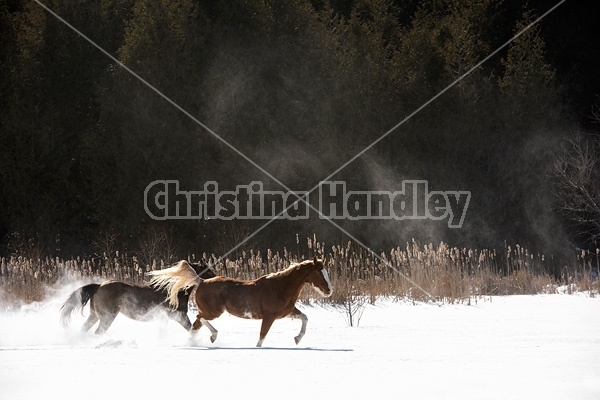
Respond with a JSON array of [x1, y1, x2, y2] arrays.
[[192, 315, 218, 343], [289, 307, 308, 345], [94, 311, 118, 334], [81, 314, 99, 333], [203, 319, 218, 342]]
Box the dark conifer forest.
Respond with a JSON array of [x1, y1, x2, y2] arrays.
[[1, 0, 598, 268]]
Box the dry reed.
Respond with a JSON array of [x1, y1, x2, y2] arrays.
[[1, 237, 598, 307]]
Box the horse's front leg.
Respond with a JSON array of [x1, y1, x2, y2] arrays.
[[289, 307, 308, 345], [257, 316, 276, 347], [171, 310, 192, 331]]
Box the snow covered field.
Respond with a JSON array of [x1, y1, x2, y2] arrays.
[[1, 288, 599, 400]]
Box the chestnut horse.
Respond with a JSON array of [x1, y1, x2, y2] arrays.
[[60, 261, 215, 334], [149, 257, 333, 347]]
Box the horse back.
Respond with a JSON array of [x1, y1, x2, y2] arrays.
[[93, 281, 171, 315]]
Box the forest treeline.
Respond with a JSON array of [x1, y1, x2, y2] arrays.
[[0, 0, 598, 267]]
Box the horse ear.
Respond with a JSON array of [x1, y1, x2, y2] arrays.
[[323, 257, 326, 265], [313, 256, 318, 265]]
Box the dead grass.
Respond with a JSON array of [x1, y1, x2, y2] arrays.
[[1, 237, 598, 307]]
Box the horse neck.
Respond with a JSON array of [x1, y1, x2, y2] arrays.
[[275, 266, 313, 297]]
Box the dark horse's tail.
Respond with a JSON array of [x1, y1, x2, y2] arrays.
[[59, 283, 100, 327]]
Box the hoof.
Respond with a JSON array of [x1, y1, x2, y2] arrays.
[[210, 334, 217, 343], [294, 336, 301, 345]]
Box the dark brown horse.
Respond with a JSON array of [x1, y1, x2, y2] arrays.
[[149, 257, 333, 347], [60, 261, 215, 334]]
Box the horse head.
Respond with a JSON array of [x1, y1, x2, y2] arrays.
[[190, 260, 217, 279], [308, 256, 333, 297]]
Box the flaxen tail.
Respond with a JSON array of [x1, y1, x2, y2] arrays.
[[59, 283, 100, 327], [147, 260, 202, 308]]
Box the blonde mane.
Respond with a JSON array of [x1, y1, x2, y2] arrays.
[[147, 260, 201, 308], [265, 259, 316, 279]]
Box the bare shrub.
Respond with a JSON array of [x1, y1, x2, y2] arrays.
[[332, 278, 368, 327], [137, 226, 179, 268], [553, 134, 600, 243]]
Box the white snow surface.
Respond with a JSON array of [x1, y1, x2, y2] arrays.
[[1, 288, 599, 400]]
